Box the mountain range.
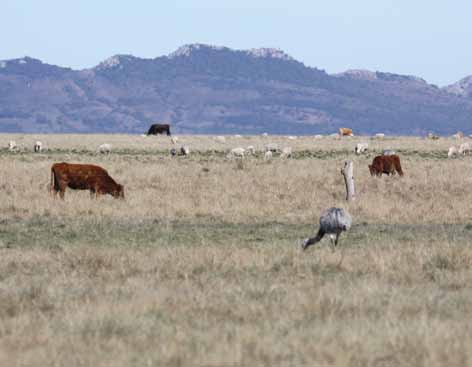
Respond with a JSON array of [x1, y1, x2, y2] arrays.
[[1, 44, 472, 135]]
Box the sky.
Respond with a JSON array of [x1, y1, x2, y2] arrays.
[[2, 0, 472, 86]]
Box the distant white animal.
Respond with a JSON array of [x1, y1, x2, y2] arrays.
[[354, 142, 368, 154], [314, 135, 323, 139], [246, 145, 255, 155], [180, 146, 190, 156], [458, 142, 472, 155], [302, 207, 352, 251], [375, 133, 385, 139], [33, 141, 43, 153], [171, 136, 179, 144], [453, 131, 464, 140], [262, 132, 269, 137], [8, 141, 16, 151], [448, 146, 458, 158], [265, 143, 278, 153], [264, 151, 273, 160], [234, 134, 242, 138], [288, 136, 297, 140], [98, 143, 112, 154], [215, 136, 226, 143], [281, 147, 292, 158], [383, 149, 396, 156], [229, 147, 245, 157]]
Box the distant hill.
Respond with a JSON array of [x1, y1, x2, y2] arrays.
[[1, 44, 472, 135]]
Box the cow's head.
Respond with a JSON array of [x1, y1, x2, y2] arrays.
[[112, 184, 125, 199]]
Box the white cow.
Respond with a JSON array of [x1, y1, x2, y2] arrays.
[[458, 143, 472, 155], [8, 141, 16, 151], [354, 142, 368, 154], [448, 146, 458, 158], [34, 141, 43, 152], [375, 133, 385, 139], [383, 149, 396, 156], [262, 132, 269, 137], [171, 136, 179, 144], [287, 136, 297, 140], [264, 151, 273, 160], [98, 143, 112, 154], [281, 147, 292, 158]]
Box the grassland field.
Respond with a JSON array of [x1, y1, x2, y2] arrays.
[[0, 133, 472, 366]]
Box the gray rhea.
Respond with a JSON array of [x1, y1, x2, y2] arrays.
[[302, 207, 352, 250]]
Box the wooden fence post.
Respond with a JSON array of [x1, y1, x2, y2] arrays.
[[341, 161, 355, 201]]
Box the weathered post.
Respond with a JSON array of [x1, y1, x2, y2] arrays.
[[341, 161, 355, 201]]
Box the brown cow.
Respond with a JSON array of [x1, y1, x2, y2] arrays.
[[50, 163, 124, 199], [368, 155, 404, 177], [339, 127, 353, 136]]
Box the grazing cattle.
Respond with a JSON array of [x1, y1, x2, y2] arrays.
[[34, 141, 43, 153], [147, 123, 171, 136], [264, 151, 273, 160], [383, 149, 396, 156], [314, 134, 323, 139], [369, 155, 404, 177], [355, 142, 368, 154], [448, 146, 458, 158], [288, 136, 297, 140], [281, 147, 292, 158], [459, 143, 472, 155], [8, 141, 16, 151], [50, 163, 124, 199], [339, 127, 353, 136], [171, 136, 179, 145], [375, 133, 385, 139], [98, 143, 112, 154], [302, 207, 352, 251], [427, 133, 440, 140]]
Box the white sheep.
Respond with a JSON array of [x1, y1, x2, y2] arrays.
[[229, 147, 245, 157], [448, 146, 458, 158], [180, 146, 190, 156], [383, 149, 396, 156], [458, 142, 472, 155], [264, 151, 273, 160], [8, 141, 16, 151], [265, 143, 278, 153], [355, 142, 368, 154], [171, 136, 179, 144], [246, 145, 256, 155], [281, 147, 292, 158], [302, 207, 352, 251], [34, 141, 43, 153], [98, 143, 112, 154]]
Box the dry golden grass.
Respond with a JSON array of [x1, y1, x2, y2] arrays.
[[1, 134, 472, 366]]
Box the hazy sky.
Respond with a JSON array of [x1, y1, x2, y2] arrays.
[[2, 0, 471, 86]]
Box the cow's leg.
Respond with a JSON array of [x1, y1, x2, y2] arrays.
[[334, 232, 341, 246]]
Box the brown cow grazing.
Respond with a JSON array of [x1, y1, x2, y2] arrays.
[[50, 163, 124, 199], [339, 127, 354, 136], [368, 155, 404, 177], [147, 123, 171, 136]]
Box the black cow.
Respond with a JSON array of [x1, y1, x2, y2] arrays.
[[147, 123, 171, 136]]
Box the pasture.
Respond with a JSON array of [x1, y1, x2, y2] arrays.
[[0, 134, 471, 366]]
